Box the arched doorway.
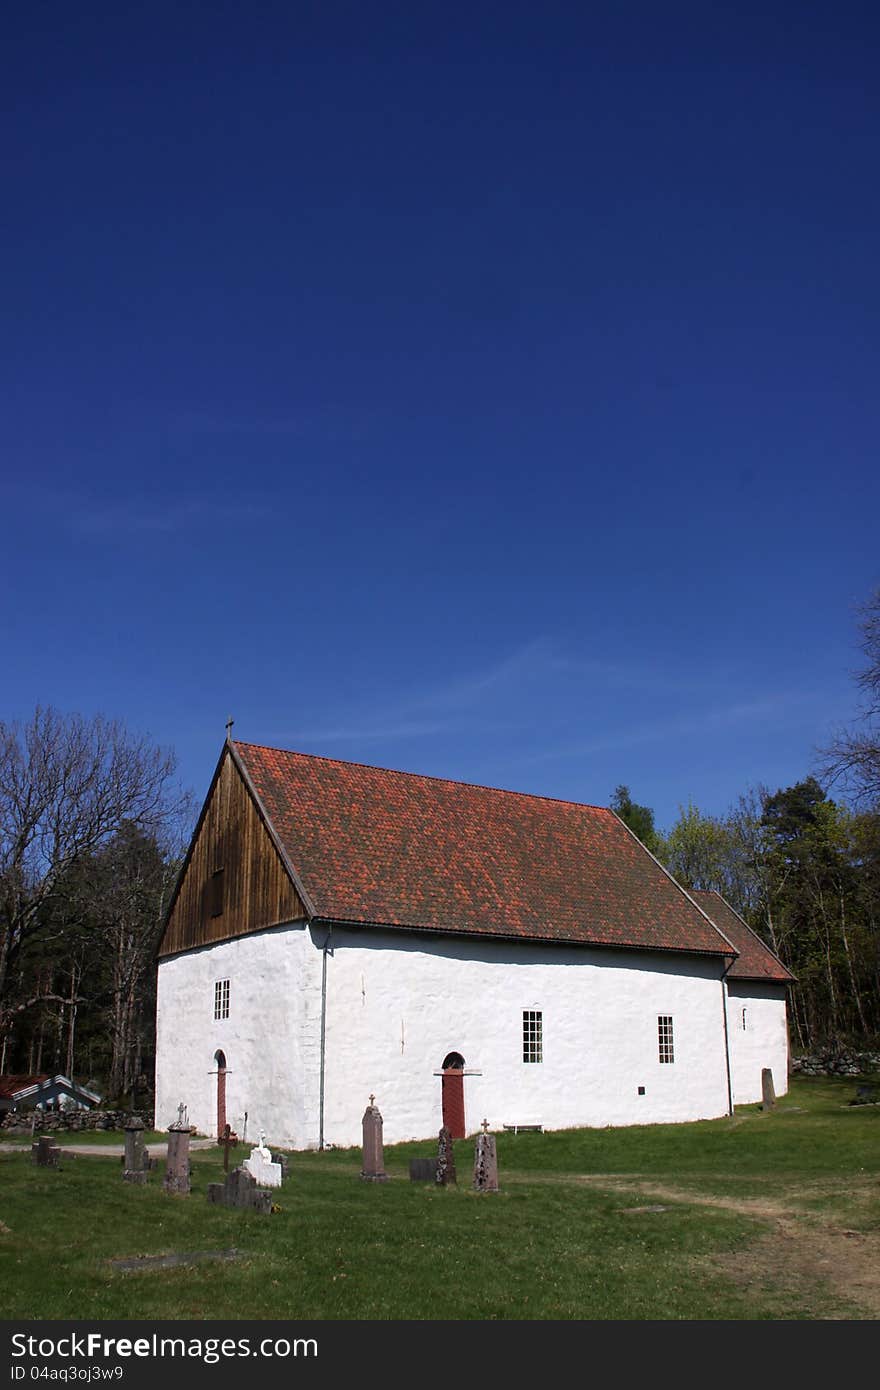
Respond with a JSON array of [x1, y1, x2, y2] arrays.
[[441, 1051, 465, 1138], [214, 1050, 227, 1138]]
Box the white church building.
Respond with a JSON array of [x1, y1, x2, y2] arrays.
[[154, 739, 792, 1148]]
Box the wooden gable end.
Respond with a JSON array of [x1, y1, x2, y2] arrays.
[[159, 747, 307, 958]]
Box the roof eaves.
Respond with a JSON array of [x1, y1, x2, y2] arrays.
[[6, 1075, 100, 1103], [702, 890, 797, 983], [309, 913, 737, 958]]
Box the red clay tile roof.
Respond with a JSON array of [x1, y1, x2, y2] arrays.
[[689, 891, 794, 982], [233, 742, 735, 959]]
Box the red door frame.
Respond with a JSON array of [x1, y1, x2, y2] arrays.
[[215, 1051, 227, 1138], [441, 1052, 466, 1138]]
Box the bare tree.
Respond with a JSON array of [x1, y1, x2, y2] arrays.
[[0, 707, 187, 1042], [820, 587, 880, 807], [82, 823, 179, 1097]]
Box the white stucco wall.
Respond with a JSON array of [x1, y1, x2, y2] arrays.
[[320, 927, 735, 1146], [155, 923, 319, 1148], [725, 980, 790, 1105], [156, 924, 737, 1149]]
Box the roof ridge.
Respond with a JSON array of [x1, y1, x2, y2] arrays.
[[232, 739, 614, 815]]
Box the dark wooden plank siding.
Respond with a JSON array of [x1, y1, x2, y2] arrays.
[[159, 750, 306, 957]]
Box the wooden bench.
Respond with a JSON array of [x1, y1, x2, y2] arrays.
[[502, 1123, 543, 1134]]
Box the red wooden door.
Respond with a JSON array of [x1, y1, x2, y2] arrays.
[[441, 1069, 465, 1138], [215, 1051, 227, 1138]]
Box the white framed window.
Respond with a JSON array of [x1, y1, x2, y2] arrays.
[[522, 1010, 543, 1063], [658, 1014, 674, 1064], [214, 979, 230, 1021]]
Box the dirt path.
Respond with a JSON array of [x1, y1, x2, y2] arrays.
[[0, 1139, 218, 1158], [568, 1173, 880, 1319]]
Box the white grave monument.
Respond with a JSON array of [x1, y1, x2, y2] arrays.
[[243, 1130, 282, 1188]]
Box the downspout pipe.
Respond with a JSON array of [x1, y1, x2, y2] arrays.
[[318, 923, 333, 1151], [720, 956, 735, 1117]]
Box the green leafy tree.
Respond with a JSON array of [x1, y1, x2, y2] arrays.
[[758, 779, 880, 1043], [610, 785, 660, 855], [658, 802, 727, 892]]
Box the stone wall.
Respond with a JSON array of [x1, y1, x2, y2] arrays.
[[791, 1048, 880, 1077], [0, 1109, 150, 1133]]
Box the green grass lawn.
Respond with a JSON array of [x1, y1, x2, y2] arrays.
[[1, 1076, 877, 1321]]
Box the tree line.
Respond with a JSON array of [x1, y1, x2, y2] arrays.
[[613, 587, 880, 1048], [0, 708, 190, 1103]]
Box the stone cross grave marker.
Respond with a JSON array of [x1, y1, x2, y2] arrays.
[[163, 1104, 192, 1195], [243, 1130, 283, 1188], [360, 1095, 388, 1181], [473, 1118, 499, 1192]]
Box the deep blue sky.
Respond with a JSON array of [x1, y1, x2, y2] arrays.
[[2, 2, 878, 830]]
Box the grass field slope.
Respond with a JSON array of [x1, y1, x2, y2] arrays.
[[1, 1076, 878, 1320]]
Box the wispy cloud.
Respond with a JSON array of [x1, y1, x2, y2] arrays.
[[538, 651, 702, 696], [283, 718, 457, 744], [280, 641, 552, 747], [261, 642, 831, 771], [516, 691, 828, 765]]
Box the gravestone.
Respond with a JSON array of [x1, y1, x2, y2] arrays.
[[219, 1124, 236, 1172], [163, 1104, 192, 1195], [473, 1119, 499, 1192], [850, 1083, 878, 1106], [206, 1165, 273, 1214], [761, 1068, 776, 1111], [408, 1157, 438, 1183], [31, 1136, 61, 1168], [243, 1131, 282, 1188], [360, 1094, 388, 1181], [122, 1117, 150, 1184], [436, 1125, 456, 1186]]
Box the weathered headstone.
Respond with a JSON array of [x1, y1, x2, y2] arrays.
[[206, 1165, 273, 1214], [850, 1083, 878, 1106], [31, 1135, 61, 1168], [360, 1094, 388, 1181], [163, 1105, 192, 1195], [761, 1068, 776, 1111], [408, 1157, 438, 1182], [473, 1119, 499, 1192], [436, 1125, 456, 1186], [219, 1123, 236, 1172], [243, 1131, 282, 1188], [122, 1117, 149, 1184]]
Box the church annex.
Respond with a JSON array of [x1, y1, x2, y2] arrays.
[[154, 739, 792, 1148]]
